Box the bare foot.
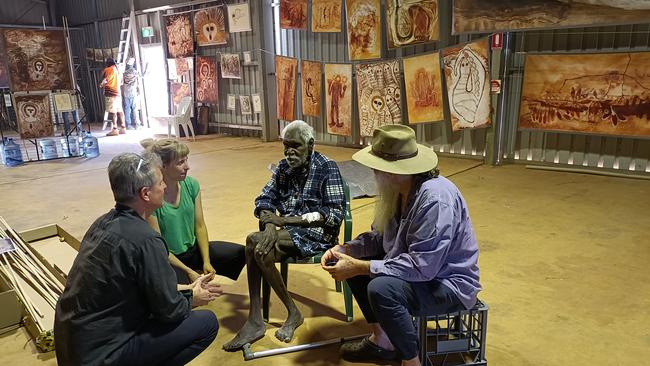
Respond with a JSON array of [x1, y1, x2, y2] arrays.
[[222, 319, 266, 351], [275, 311, 304, 342]]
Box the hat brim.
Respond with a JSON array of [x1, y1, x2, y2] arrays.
[[352, 144, 438, 175]]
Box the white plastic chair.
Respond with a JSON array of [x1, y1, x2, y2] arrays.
[[167, 96, 195, 141]]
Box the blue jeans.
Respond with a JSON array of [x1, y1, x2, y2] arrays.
[[114, 310, 218, 366], [346, 275, 465, 360], [123, 96, 139, 127]]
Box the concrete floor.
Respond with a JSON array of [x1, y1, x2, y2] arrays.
[[0, 131, 648, 365]]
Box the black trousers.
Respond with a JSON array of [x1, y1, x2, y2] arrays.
[[115, 310, 218, 366], [174, 241, 246, 284], [346, 275, 465, 360]]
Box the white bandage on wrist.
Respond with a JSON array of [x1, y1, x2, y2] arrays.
[[301, 212, 323, 223]]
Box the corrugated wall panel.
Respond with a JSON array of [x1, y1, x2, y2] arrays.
[[503, 24, 650, 173], [0, 1, 50, 26], [272, 0, 490, 158]]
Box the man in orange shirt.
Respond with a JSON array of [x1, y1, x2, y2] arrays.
[[100, 58, 126, 136]]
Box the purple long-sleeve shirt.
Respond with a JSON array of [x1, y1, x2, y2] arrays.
[[344, 176, 481, 310]]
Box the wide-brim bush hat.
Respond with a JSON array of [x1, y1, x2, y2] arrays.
[[352, 125, 438, 175]]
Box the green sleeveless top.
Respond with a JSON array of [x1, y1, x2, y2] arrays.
[[153, 176, 200, 255]]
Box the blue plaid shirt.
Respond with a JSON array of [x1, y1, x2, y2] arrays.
[[255, 151, 346, 257]]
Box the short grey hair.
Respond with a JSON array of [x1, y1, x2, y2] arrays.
[[281, 120, 314, 144], [108, 152, 162, 204]]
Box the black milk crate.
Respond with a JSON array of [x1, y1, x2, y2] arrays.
[[416, 299, 488, 366]]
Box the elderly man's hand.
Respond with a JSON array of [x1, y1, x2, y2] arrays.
[[260, 211, 284, 227], [257, 224, 278, 257], [322, 252, 370, 281]]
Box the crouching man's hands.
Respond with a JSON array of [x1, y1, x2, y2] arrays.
[[191, 273, 223, 307]]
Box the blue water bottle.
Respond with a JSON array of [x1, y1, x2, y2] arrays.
[[2, 138, 24, 167], [82, 132, 100, 158]]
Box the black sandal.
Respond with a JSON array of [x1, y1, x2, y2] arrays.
[[340, 336, 399, 362]]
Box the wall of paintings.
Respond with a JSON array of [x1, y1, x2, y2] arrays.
[[272, 0, 650, 173]]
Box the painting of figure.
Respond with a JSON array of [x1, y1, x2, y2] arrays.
[[312, 0, 342, 32], [165, 13, 194, 58], [195, 6, 228, 46], [519, 52, 650, 137], [453, 0, 650, 34], [14, 94, 53, 139], [170, 82, 191, 114], [324, 63, 352, 136], [442, 38, 491, 131], [403, 52, 444, 124], [0, 37, 9, 88], [227, 3, 252, 32], [387, 0, 439, 48], [196, 56, 218, 104], [3, 29, 72, 92], [240, 95, 252, 115], [220, 53, 241, 79], [280, 0, 307, 30], [355, 61, 402, 136], [175, 57, 193, 80], [301, 60, 322, 117], [346, 0, 381, 61], [275, 56, 298, 121]]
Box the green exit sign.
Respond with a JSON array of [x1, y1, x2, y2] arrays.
[[141, 26, 154, 38]]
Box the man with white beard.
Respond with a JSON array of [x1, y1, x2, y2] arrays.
[[322, 125, 481, 366]]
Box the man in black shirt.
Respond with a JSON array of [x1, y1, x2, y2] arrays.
[[54, 152, 220, 366]]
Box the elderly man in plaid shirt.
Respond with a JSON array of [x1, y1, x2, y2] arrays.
[[224, 120, 346, 351]]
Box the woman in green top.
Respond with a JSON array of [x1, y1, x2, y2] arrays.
[[142, 138, 246, 284]]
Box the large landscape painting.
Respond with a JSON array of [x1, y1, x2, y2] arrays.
[[3, 29, 72, 92], [519, 52, 650, 137], [453, 0, 650, 34], [442, 38, 491, 131], [387, 0, 439, 49]]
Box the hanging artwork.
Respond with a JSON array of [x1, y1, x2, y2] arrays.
[[170, 82, 191, 114], [312, 0, 342, 32], [275, 56, 298, 121], [403, 52, 444, 124], [164, 13, 194, 58], [240, 95, 252, 115], [386, 0, 439, 49], [2, 29, 73, 92], [324, 63, 352, 136], [0, 37, 9, 88], [227, 94, 236, 110], [453, 0, 650, 35], [280, 0, 308, 30], [196, 56, 218, 104], [442, 38, 491, 131], [519, 52, 650, 137], [14, 94, 53, 139], [346, 0, 382, 61], [301, 60, 322, 117], [227, 2, 252, 33], [175, 57, 193, 80], [194, 6, 228, 46], [252, 94, 262, 113], [220, 53, 241, 79], [356, 61, 402, 136]]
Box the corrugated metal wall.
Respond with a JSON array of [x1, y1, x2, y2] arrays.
[[503, 25, 650, 173], [273, 0, 490, 157], [0, 1, 51, 26]]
